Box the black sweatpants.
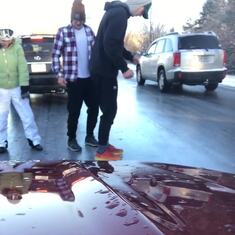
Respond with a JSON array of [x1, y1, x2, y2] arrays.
[[94, 75, 118, 146], [67, 78, 98, 140]]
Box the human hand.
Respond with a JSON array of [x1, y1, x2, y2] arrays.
[[21, 86, 30, 99], [122, 69, 134, 79], [58, 77, 67, 86]]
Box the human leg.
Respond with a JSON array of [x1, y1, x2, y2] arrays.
[[98, 76, 118, 146], [0, 88, 10, 153], [66, 81, 84, 151], [83, 78, 99, 146], [94, 76, 122, 160], [11, 87, 42, 150], [67, 81, 84, 139]]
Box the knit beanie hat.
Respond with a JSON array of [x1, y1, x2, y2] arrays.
[[71, 0, 86, 22], [125, 0, 152, 19]]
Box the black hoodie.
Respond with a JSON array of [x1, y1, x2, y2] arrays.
[[90, 1, 133, 78]]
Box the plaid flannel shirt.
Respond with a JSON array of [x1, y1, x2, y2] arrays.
[[52, 24, 95, 81]]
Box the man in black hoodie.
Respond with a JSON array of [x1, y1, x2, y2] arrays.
[[90, 0, 152, 161]]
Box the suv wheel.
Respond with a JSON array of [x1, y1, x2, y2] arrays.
[[205, 83, 218, 91], [136, 66, 145, 86], [158, 70, 170, 92]]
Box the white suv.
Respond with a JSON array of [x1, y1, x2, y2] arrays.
[[136, 32, 227, 92]]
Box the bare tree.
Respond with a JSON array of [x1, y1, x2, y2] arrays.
[[125, 23, 167, 53]]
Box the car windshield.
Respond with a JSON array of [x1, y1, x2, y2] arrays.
[[178, 35, 221, 50]]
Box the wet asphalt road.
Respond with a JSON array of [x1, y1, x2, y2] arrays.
[[1, 75, 235, 174]]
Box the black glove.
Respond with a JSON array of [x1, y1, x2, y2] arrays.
[[21, 86, 30, 99]]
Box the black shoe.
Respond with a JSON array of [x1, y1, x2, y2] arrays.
[[27, 139, 43, 151], [85, 135, 98, 147], [32, 144, 43, 151], [97, 161, 114, 173], [0, 140, 8, 154], [68, 138, 82, 152], [0, 147, 7, 154]]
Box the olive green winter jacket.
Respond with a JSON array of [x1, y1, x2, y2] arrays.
[[0, 38, 29, 89]]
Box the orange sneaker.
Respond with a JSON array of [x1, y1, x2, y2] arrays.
[[107, 144, 123, 155], [95, 148, 122, 161]]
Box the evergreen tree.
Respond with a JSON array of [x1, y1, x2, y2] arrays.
[[183, 0, 235, 72], [223, 0, 235, 72], [183, 0, 226, 35], [223, 0, 235, 39]]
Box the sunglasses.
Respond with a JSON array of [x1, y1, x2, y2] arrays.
[[0, 29, 14, 40]]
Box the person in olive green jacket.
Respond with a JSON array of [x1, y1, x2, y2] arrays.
[[0, 29, 43, 153]]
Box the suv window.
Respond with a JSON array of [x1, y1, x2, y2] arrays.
[[22, 37, 54, 62], [155, 39, 165, 53], [147, 43, 157, 54], [164, 39, 173, 52], [178, 35, 221, 50]]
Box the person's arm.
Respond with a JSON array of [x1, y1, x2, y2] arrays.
[[16, 42, 30, 98], [52, 29, 64, 77], [103, 11, 129, 73], [17, 42, 29, 87], [52, 29, 67, 86], [123, 47, 133, 61]]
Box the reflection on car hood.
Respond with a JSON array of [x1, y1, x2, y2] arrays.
[[0, 161, 234, 235]]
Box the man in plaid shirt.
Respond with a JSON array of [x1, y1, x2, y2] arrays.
[[52, 0, 99, 152]]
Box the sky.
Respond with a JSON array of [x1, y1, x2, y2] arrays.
[[1, 0, 207, 36]]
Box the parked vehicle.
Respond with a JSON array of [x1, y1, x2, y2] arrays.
[[1, 160, 235, 235], [136, 32, 227, 92], [20, 34, 65, 94]]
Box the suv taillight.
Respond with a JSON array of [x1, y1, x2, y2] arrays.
[[30, 36, 44, 43], [223, 50, 227, 65], [173, 52, 181, 67]]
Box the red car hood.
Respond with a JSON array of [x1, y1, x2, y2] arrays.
[[0, 161, 234, 235]]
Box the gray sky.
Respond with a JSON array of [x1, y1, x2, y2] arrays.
[[1, 0, 206, 35]]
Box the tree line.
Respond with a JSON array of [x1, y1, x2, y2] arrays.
[[125, 0, 235, 73], [184, 0, 235, 73]]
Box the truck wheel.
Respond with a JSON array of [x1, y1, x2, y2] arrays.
[[205, 83, 218, 91]]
